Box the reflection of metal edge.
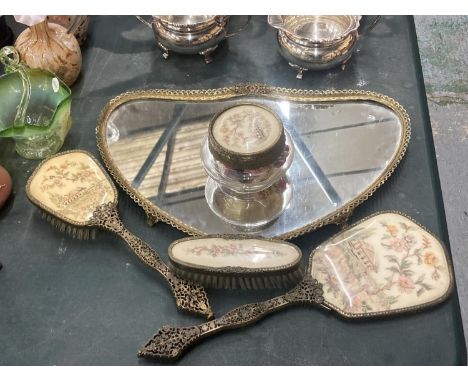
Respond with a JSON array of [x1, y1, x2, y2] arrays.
[[25, 149, 119, 227], [168, 234, 303, 276], [310, 210, 455, 319], [96, 83, 411, 240]]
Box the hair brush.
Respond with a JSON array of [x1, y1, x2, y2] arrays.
[[26, 150, 213, 319], [168, 235, 304, 289]]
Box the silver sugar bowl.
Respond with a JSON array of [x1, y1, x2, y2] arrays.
[[268, 15, 380, 78], [137, 15, 249, 63]]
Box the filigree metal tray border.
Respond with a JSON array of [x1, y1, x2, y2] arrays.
[[96, 83, 411, 240]]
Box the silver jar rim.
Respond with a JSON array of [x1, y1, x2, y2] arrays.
[[153, 15, 228, 33], [268, 15, 361, 45]]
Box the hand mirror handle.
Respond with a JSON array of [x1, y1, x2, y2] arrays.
[[138, 276, 324, 360]]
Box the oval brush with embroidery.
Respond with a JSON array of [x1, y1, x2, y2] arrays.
[[26, 150, 213, 319], [168, 235, 303, 289]]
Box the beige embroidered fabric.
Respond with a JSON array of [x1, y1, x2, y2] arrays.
[[170, 237, 301, 270], [211, 104, 283, 155], [311, 213, 451, 315], [27, 151, 116, 224]]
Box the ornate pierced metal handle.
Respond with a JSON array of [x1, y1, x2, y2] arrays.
[[139, 276, 324, 361], [90, 203, 213, 319]]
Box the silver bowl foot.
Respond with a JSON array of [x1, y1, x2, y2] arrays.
[[288, 62, 307, 79], [341, 56, 352, 70], [199, 45, 218, 64], [157, 42, 170, 59]]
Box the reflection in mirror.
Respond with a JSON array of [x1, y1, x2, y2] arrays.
[[103, 93, 407, 238]]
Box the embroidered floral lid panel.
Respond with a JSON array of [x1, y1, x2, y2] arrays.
[[212, 105, 283, 155], [311, 213, 451, 316], [171, 237, 301, 270], [28, 152, 116, 224]]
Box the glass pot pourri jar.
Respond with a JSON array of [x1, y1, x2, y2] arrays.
[[201, 103, 294, 228]]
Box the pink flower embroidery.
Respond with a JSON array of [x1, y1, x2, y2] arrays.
[[386, 224, 398, 237], [389, 238, 408, 253], [398, 275, 415, 294], [403, 234, 416, 247], [351, 295, 362, 309]]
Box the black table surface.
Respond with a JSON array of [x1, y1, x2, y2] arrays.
[[0, 16, 466, 365]]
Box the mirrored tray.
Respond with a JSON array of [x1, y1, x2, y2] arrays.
[[96, 84, 410, 239]]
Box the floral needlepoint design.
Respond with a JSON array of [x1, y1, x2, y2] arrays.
[[187, 242, 287, 258], [219, 110, 272, 150], [424, 251, 438, 266], [398, 275, 415, 294], [311, 213, 451, 316], [386, 224, 398, 237], [28, 152, 116, 223]]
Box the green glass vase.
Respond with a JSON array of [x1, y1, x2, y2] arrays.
[[0, 46, 72, 159]]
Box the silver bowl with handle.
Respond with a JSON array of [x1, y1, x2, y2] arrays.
[[268, 15, 381, 78], [137, 15, 250, 63]]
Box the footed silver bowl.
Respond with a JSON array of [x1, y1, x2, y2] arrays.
[[268, 15, 380, 78]]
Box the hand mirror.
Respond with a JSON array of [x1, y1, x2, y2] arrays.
[[26, 150, 213, 318], [139, 211, 453, 360]]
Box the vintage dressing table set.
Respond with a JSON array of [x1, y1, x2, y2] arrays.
[[0, 16, 463, 364]]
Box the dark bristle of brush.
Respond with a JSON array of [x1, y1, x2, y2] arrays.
[[199, 274, 206, 286], [257, 277, 265, 289], [251, 278, 259, 290], [38, 208, 97, 241], [239, 278, 246, 289], [171, 265, 303, 291], [205, 275, 211, 288], [270, 276, 279, 289], [290, 269, 304, 284]]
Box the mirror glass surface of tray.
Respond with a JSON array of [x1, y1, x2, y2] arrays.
[[98, 88, 409, 238]]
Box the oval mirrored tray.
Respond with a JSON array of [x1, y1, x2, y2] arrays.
[[96, 84, 410, 239]]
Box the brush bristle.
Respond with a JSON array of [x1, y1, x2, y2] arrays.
[[172, 267, 304, 290], [38, 208, 97, 241]]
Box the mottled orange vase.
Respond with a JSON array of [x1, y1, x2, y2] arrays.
[[15, 20, 82, 86]]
